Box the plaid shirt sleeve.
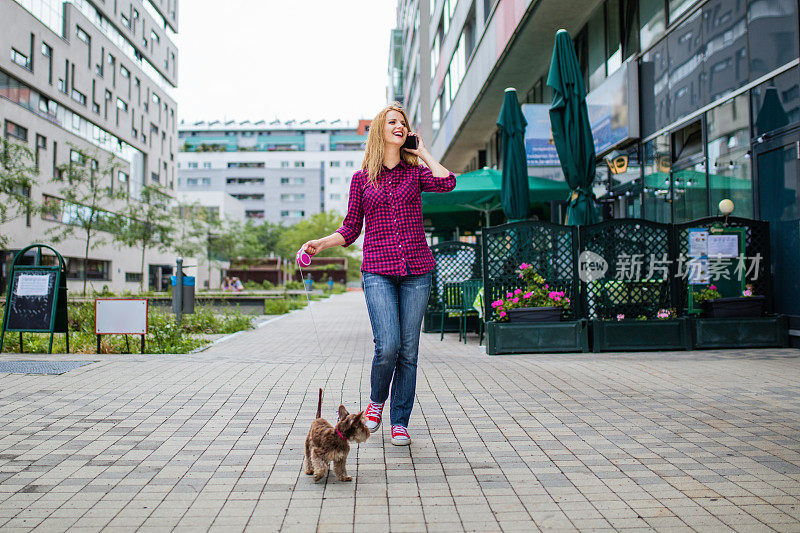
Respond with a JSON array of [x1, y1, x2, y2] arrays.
[[336, 170, 364, 246], [419, 165, 456, 192]]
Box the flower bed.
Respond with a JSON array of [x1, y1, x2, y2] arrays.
[[592, 318, 689, 352], [486, 320, 589, 355], [690, 316, 788, 349]]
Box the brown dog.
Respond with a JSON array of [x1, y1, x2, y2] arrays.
[[304, 388, 370, 482]]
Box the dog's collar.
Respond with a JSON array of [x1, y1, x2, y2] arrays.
[[336, 428, 346, 440]]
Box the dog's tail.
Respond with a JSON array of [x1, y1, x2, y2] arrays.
[[316, 388, 323, 419]]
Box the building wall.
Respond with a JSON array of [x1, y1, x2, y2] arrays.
[[1, 0, 181, 294]]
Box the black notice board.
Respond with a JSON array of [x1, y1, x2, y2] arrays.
[[6, 268, 58, 332]]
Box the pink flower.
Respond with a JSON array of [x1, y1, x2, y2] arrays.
[[519, 273, 524, 279], [491, 300, 503, 308], [499, 311, 507, 318], [565, 298, 571, 303], [743, 289, 752, 297], [507, 292, 513, 298], [617, 314, 625, 321], [709, 285, 717, 290], [520, 263, 528, 269], [552, 295, 561, 302], [544, 284, 549, 289], [514, 289, 522, 295], [524, 292, 532, 298], [512, 297, 519, 303]]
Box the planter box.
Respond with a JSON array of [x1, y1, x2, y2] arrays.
[[508, 306, 562, 323], [691, 316, 789, 349], [703, 295, 765, 318], [486, 320, 589, 355], [422, 310, 478, 333], [592, 318, 689, 352]]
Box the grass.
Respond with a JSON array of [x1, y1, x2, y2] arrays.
[[0, 302, 255, 354]]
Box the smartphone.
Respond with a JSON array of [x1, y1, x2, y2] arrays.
[[402, 134, 418, 151]]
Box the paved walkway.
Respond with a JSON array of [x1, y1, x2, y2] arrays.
[[0, 292, 799, 532]]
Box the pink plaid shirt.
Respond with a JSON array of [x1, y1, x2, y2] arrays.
[[336, 161, 456, 276]]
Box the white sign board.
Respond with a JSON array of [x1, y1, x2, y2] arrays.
[[707, 234, 740, 258], [16, 274, 50, 296], [95, 299, 148, 335]]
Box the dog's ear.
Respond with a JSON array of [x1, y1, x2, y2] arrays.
[[338, 405, 349, 421]]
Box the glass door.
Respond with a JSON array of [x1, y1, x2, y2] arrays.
[[754, 131, 800, 318]]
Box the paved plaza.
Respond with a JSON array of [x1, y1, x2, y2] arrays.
[[0, 292, 799, 532]]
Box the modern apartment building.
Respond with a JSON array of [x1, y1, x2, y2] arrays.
[[395, 0, 800, 339], [177, 120, 369, 225], [0, 0, 181, 292]]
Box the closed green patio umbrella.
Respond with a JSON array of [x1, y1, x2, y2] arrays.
[[497, 88, 530, 221], [547, 29, 600, 225]]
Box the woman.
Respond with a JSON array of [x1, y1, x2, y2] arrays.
[[301, 103, 455, 446]]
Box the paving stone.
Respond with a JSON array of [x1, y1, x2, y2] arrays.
[[0, 292, 798, 531]]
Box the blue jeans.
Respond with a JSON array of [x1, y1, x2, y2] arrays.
[[362, 271, 432, 428]]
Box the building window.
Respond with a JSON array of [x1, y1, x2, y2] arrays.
[[66, 258, 111, 281], [345, 160, 354, 167], [245, 210, 265, 219], [708, 94, 752, 217], [71, 89, 87, 106], [293, 161, 305, 167], [76, 26, 90, 43], [329, 193, 341, 200], [4, 120, 28, 142], [10, 48, 31, 70], [639, 0, 666, 52], [116, 97, 128, 111], [187, 162, 198, 168], [329, 161, 341, 167], [643, 134, 671, 223], [120, 65, 130, 78], [281, 161, 289, 167], [125, 272, 142, 283], [228, 162, 265, 168], [41, 42, 51, 56], [203, 162, 211, 168], [280, 193, 305, 201]]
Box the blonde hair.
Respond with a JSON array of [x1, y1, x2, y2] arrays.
[[362, 102, 419, 186]]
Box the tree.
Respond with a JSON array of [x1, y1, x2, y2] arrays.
[[45, 146, 121, 296], [111, 184, 174, 292], [172, 200, 220, 259], [274, 212, 362, 279], [0, 137, 39, 248]]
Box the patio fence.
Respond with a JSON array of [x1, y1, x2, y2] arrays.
[[460, 216, 774, 323], [429, 242, 481, 312], [481, 221, 580, 322]]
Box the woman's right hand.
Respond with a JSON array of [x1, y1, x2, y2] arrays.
[[302, 239, 324, 256]]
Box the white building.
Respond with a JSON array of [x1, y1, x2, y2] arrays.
[[1, 0, 183, 293], [177, 119, 370, 224]]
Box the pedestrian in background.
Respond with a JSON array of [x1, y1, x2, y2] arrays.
[[301, 103, 455, 446]]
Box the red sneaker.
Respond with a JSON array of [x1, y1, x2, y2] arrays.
[[364, 401, 383, 433], [391, 425, 411, 446]]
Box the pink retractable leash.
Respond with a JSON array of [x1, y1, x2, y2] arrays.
[[296, 247, 325, 361]]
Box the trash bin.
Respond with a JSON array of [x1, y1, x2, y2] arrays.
[[170, 275, 195, 314]]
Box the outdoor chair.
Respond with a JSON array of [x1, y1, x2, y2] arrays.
[[440, 281, 465, 341], [460, 279, 484, 345]]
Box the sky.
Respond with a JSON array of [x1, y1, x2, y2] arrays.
[[173, 1, 398, 124]]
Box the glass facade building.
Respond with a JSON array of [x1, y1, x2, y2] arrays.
[[399, 0, 800, 338]]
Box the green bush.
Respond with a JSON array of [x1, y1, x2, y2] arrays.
[[261, 280, 275, 290], [285, 281, 304, 290], [243, 280, 261, 290]]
